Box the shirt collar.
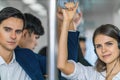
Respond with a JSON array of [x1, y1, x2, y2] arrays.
[[113, 72, 120, 79], [101, 70, 120, 79], [0, 51, 16, 65], [9, 51, 16, 64], [0, 56, 5, 65]]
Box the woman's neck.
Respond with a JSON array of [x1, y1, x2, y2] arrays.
[[106, 59, 120, 80]]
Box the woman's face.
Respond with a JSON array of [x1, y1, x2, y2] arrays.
[[94, 34, 120, 64]]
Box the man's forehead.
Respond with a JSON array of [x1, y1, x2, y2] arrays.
[[57, 0, 77, 8], [57, 0, 81, 13]]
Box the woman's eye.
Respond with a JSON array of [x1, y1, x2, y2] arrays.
[[95, 45, 101, 48]]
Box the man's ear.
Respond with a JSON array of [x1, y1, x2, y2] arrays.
[[73, 12, 83, 27], [57, 7, 63, 21], [22, 29, 29, 38], [75, 12, 82, 23]]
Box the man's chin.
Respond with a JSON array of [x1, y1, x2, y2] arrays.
[[6, 46, 17, 51]]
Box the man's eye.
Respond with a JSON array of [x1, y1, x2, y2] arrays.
[[35, 37, 39, 39], [16, 30, 22, 34], [106, 42, 113, 46], [5, 28, 11, 32]]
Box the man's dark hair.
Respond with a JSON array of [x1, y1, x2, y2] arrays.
[[24, 13, 44, 36], [0, 7, 25, 29], [38, 46, 47, 56], [79, 37, 86, 42]]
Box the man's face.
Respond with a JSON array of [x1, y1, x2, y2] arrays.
[[79, 41, 86, 56], [22, 31, 40, 50], [57, 7, 82, 24], [0, 17, 23, 51]]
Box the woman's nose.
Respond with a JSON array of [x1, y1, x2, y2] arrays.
[[101, 46, 107, 53]]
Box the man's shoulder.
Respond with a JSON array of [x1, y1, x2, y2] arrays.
[[14, 47, 39, 64], [14, 47, 37, 58], [14, 48, 44, 80]]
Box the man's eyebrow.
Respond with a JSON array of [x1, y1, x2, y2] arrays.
[[3, 26, 23, 31], [3, 26, 12, 29]]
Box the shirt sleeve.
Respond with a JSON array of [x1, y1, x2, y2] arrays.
[[113, 72, 120, 80], [61, 60, 99, 80]]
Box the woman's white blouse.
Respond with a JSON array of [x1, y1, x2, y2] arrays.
[[62, 60, 120, 80]]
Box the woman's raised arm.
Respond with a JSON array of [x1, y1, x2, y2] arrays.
[[57, 2, 78, 75]]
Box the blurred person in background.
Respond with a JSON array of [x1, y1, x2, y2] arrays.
[[18, 13, 46, 80], [79, 37, 86, 56], [18, 13, 44, 50], [38, 46, 48, 56], [38, 46, 48, 79], [78, 37, 91, 66]]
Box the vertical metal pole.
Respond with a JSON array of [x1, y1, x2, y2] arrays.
[[48, 0, 57, 80]]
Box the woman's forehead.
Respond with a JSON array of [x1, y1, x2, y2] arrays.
[[94, 34, 116, 43]]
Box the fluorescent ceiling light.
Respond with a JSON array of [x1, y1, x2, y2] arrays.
[[38, 10, 47, 16], [22, 0, 37, 4], [29, 3, 45, 12], [22, 0, 47, 16], [118, 9, 120, 15], [29, 3, 47, 16]]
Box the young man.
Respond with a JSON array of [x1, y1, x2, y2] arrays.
[[0, 7, 44, 80], [18, 13, 44, 50], [18, 13, 47, 79], [79, 37, 86, 56], [78, 37, 91, 66]]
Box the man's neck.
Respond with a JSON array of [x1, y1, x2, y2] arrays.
[[0, 47, 13, 64]]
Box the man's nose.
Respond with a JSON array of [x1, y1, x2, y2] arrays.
[[10, 32, 16, 39], [35, 40, 38, 46]]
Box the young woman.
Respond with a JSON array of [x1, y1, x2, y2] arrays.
[[57, 2, 120, 80]]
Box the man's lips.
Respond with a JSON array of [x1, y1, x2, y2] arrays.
[[7, 41, 16, 44]]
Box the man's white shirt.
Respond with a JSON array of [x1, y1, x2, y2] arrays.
[[0, 51, 31, 80]]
